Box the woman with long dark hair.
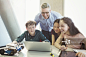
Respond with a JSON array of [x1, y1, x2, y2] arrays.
[[54, 17, 85, 57]]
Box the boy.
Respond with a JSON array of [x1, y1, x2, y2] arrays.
[[13, 21, 49, 44]]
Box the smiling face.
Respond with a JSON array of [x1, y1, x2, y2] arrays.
[[26, 25, 36, 36], [53, 22, 60, 33], [59, 20, 69, 34], [41, 8, 51, 19]]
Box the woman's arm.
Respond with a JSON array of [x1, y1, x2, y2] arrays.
[[52, 34, 55, 45], [76, 52, 85, 57], [54, 33, 67, 50]]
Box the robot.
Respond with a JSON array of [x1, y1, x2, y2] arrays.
[[0, 43, 24, 56]]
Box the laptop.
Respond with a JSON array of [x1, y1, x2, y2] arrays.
[[24, 41, 51, 52]]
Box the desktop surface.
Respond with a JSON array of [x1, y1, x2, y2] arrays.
[[0, 45, 60, 57]]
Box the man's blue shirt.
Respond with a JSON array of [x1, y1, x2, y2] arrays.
[[35, 11, 63, 32]]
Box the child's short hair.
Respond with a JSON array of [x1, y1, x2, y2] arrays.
[[25, 21, 36, 27]]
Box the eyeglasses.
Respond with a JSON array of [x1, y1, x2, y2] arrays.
[[41, 12, 49, 14]]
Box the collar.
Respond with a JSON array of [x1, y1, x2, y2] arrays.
[[28, 31, 36, 37]]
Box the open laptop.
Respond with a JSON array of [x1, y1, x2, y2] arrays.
[[24, 41, 51, 52]]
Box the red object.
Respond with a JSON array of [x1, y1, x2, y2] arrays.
[[40, 39, 42, 42]]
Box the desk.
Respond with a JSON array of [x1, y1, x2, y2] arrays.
[[0, 45, 61, 57]]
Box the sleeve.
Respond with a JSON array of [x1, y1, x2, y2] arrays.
[[55, 12, 63, 19], [15, 31, 26, 42], [39, 31, 50, 42], [34, 14, 40, 25]]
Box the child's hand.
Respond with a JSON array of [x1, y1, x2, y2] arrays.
[[60, 45, 67, 51], [61, 32, 64, 36], [12, 41, 18, 44], [6, 41, 18, 47], [76, 52, 85, 57]]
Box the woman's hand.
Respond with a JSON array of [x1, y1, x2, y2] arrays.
[[60, 45, 67, 51], [76, 52, 85, 57]]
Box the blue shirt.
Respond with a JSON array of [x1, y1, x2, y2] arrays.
[[34, 11, 63, 32]]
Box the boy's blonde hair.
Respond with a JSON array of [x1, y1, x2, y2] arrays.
[[25, 21, 36, 27]]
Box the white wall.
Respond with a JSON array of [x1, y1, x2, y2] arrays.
[[9, 0, 40, 31], [9, 0, 26, 33], [0, 16, 12, 46], [0, 0, 21, 41], [0, 0, 40, 42], [26, 0, 40, 21], [26, 0, 40, 30], [64, 0, 86, 37]]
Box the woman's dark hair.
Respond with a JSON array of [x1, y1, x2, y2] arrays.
[[53, 19, 60, 25], [61, 17, 80, 36]]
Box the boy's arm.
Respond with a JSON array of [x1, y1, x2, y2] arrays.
[[14, 31, 26, 43], [39, 32, 50, 42]]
